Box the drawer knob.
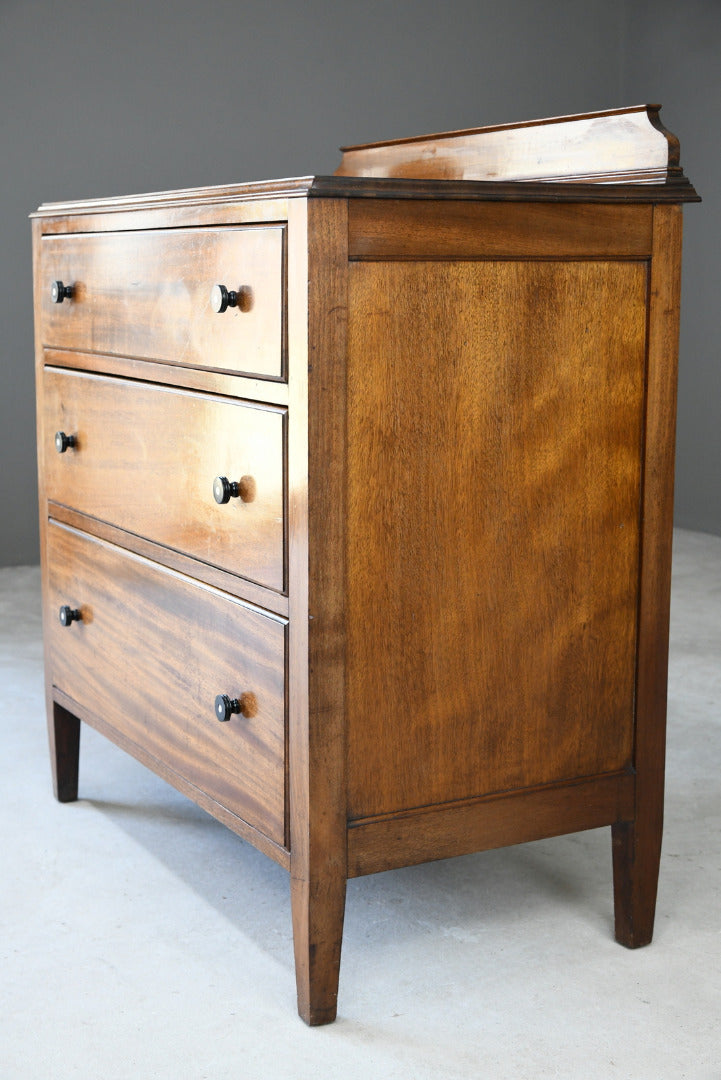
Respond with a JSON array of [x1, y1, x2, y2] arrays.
[[210, 284, 239, 314], [59, 605, 82, 627], [213, 475, 238, 504], [55, 431, 77, 454], [215, 692, 258, 722], [51, 280, 74, 304], [213, 475, 255, 505]]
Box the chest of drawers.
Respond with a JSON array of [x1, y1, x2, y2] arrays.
[[33, 106, 699, 1024]]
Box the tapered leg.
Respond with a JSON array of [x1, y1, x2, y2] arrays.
[[291, 871, 346, 1025], [48, 702, 80, 803], [612, 813, 663, 948]]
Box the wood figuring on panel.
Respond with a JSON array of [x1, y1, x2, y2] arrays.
[[348, 199, 654, 260], [346, 257, 648, 819]]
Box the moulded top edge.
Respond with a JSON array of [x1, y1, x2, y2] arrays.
[[31, 176, 317, 218]]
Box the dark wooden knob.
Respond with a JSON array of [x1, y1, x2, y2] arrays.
[[213, 476, 239, 504], [214, 692, 257, 722], [210, 284, 239, 313], [213, 475, 255, 504], [59, 605, 82, 627], [51, 280, 74, 303], [55, 431, 77, 454], [215, 694, 240, 722]]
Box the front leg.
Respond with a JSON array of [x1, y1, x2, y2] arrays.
[[48, 701, 80, 803], [291, 869, 346, 1025], [612, 809, 663, 949]]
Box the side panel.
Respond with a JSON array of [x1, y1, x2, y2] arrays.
[[346, 256, 647, 819]]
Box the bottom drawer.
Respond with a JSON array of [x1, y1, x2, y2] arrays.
[[46, 521, 287, 847]]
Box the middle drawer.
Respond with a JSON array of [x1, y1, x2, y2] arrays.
[[43, 367, 286, 593]]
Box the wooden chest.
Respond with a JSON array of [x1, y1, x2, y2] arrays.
[[32, 106, 699, 1024]]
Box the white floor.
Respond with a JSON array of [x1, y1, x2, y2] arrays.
[[1, 529, 719, 1080]]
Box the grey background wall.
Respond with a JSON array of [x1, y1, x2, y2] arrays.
[[1, 0, 718, 564]]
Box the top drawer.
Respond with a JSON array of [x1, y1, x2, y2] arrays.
[[38, 226, 285, 379]]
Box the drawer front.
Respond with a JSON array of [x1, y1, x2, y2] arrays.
[[39, 226, 285, 379], [47, 522, 287, 846], [44, 367, 285, 593]]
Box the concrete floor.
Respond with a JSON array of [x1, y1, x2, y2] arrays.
[[1, 528, 719, 1079]]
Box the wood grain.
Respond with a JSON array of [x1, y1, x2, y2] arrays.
[[289, 197, 350, 1025], [346, 258, 647, 819], [348, 200, 653, 260], [43, 368, 286, 593], [39, 226, 286, 379], [47, 502, 289, 617], [348, 771, 635, 877], [47, 522, 287, 845], [315, 174, 699, 204], [44, 347, 290, 407]]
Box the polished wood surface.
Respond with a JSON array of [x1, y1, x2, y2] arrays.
[[348, 199, 653, 259], [30, 173, 700, 235], [39, 226, 285, 378], [335, 104, 679, 184], [33, 112, 696, 1024], [316, 173, 700, 204], [348, 772, 635, 877], [613, 205, 684, 948], [346, 257, 646, 818], [47, 522, 287, 845], [289, 198, 350, 1025], [47, 502, 289, 617], [44, 347, 290, 407], [43, 367, 286, 592], [48, 702, 81, 803]]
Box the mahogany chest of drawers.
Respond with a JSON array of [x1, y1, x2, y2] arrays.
[[32, 106, 699, 1024]]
